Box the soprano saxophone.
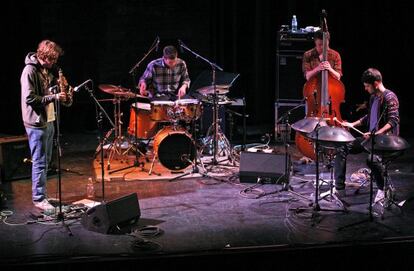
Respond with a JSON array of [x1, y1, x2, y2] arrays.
[[57, 68, 73, 106]]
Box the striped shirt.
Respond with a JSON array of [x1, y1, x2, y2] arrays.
[[302, 47, 342, 78], [139, 58, 190, 94], [359, 89, 400, 135]]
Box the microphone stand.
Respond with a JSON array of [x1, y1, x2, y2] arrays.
[[109, 37, 159, 175], [52, 88, 72, 236], [178, 40, 228, 167], [267, 99, 311, 202], [85, 82, 115, 202]]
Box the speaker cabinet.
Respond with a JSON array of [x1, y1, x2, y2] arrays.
[[276, 30, 313, 100], [239, 151, 286, 183], [81, 193, 141, 234], [0, 135, 31, 182]]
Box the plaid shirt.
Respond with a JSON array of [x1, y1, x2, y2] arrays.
[[302, 47, 342, 78], [359, 89, 400, 135], [139, 58, 190, 94]]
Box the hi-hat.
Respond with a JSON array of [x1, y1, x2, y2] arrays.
[[196, 85, 229, 95], [291, 117, 328, 134], [307, 126, 355, 146]]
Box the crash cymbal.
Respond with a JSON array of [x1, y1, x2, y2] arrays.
[[291, 117, 328, 134], [196, 85, 229, 95], [99, 84, 130, 95], [307, 126, 355, 146], [362, 135, 410, 153]]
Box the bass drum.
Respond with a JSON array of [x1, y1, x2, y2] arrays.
[[153, 126, 196, 170]]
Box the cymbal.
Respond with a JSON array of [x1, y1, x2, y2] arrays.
[[362, 135, 410, 153], [307, 126, 355, 146], [291, 117, 328, 134], [99, 84, 149, 101], [196, 85, 229, 95], [99, 84, 130, 94]]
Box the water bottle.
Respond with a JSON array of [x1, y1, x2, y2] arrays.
[[291, 15, 297, 32], [86, 177, 95, 198]]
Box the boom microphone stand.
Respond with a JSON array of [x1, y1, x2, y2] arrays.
[[178, 40, 230, 167], [52, 87, 72, 236], [109, 36, 159, 175], [84, 81, 115, 202]]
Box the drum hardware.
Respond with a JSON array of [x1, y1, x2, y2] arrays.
[[106, 36, 160, 176]]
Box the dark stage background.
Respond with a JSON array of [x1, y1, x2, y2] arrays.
[[2, 0, 413, 138]]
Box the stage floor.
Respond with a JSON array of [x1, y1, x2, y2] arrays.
[[1, 132, 414, 269]]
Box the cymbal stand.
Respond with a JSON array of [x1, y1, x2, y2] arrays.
[[104, 96, 130, 170], [109, 36, 159, 175]]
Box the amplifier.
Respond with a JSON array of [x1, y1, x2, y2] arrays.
[[0, 135, 31, 182]]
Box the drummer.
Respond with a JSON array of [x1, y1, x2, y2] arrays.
[[138, 45, 191, 101], [334, 68, 400, 204]]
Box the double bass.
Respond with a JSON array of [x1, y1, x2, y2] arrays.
[[295, 13, 346, 160]]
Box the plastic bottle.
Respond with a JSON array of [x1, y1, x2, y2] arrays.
[[291, 15, 298, 32], [86, 177, 95, 198]]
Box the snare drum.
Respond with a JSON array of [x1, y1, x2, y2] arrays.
[[128, 102, 157, 139], [175, 99, 202, 121], [150, 101, 175, 121], [153, 126, 196, 170]]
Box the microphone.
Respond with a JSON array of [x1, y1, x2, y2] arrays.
[[181, 154, 188, 162], [155, 36, 160, 52], [73, 79, 92, 92], [178, 39, 184, 53]]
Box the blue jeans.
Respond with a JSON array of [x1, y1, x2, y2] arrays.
[[25, 122, 54, 202]]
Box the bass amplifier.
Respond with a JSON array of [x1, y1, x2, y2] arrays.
[[0, 135, 31, 182]]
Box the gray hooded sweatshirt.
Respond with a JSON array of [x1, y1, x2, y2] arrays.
[[20, 52, 57, 128]]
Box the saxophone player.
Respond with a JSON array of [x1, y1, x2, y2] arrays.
[[20, 39, 72, 211]]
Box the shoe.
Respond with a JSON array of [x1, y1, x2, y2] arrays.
[[374, 189, 385, 204], [33, 199, 55, 211]]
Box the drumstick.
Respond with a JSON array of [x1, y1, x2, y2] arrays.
[[333, 117, 365, 135]]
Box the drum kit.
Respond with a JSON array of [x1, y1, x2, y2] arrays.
[[291, 116, 410, 213], [96, 83, 234, 174]]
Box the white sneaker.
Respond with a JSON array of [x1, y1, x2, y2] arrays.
[[374, 189, 385, 204], [33, 199, 55, 211]]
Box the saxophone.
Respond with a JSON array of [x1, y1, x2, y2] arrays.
[[57, 68, 73, 106]]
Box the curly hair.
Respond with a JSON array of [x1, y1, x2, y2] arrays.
[[36, 40, 64, 63]]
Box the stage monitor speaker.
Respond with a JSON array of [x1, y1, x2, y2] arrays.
[[239, 151, 286, 183], [81, 193, 141, 234], [0, 135, 31, 182]]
